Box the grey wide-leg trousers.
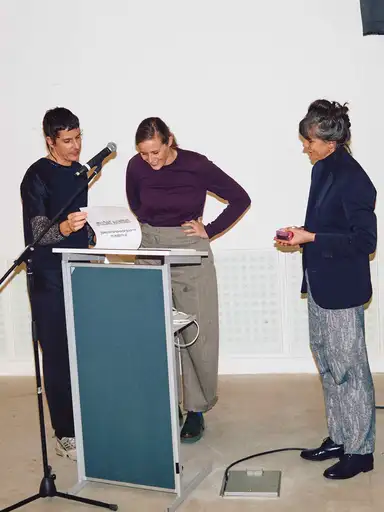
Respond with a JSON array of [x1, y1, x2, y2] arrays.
[[139, 224, 219, 412]]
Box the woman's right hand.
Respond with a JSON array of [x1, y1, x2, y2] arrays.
[[60, 211, 88, 237]]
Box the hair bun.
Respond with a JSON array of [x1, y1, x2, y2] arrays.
[[330, 101, 349, 118], [299, 98, 351, 146]]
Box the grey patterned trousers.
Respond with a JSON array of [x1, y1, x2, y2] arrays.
[[307, 279, 375, 454]]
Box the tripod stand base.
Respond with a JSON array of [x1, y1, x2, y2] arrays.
[[39, 466, 57, 497], [1, 466, 118, 512]]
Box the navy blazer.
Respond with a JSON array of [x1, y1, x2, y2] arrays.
[[302, 146, 377, 309]]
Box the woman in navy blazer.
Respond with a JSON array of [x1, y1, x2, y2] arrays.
[[276, 100, 377, 480]]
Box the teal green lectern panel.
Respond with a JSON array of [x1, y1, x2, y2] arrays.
[[71, 266, 175, 490]]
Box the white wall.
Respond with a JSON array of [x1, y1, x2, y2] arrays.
[[1, 0, 384, 374]]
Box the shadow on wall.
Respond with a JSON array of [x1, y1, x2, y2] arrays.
[[207, 191, 251, 242], [0, 262, 26, 294]]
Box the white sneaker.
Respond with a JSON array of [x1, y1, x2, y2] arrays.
[[56, 437, 77, 461]]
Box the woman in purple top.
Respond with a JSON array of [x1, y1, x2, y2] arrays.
[[126, 118, 250, 442]]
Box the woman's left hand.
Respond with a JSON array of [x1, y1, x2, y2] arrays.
[[182, 218, 209, 239]]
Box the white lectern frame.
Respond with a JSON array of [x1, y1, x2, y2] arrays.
[[55, 248, 211, 512]]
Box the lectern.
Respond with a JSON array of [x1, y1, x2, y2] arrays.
[[54, 248, 211, 511]]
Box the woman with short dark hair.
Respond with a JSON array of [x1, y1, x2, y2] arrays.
[[21, 107, 90, 461], [276, 100, 376, 480]]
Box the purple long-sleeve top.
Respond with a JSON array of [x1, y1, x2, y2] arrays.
[[126, 148, 251, 239]]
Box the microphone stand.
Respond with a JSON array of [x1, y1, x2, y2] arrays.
[[0, 164, 118, 512]]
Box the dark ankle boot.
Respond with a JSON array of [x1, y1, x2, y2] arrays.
[[300, 437, 344, 461], [180, 412, 205, 443], [324, 453, 374, 479]]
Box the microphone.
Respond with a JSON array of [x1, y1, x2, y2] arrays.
[[75, 142, 117, 176]]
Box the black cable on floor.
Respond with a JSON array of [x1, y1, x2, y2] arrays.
[[223, 407, 384, 486], [223, 447, 306, 484]]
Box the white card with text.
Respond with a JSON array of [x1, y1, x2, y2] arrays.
[[81, 206, 142, 249]]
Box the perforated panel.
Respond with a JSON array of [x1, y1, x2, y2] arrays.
[[9, 265, 32, 360], [0, 250, 383, 374], [283, 250, 311, 357], [0, 259, 32, 367], [215, 250, 283, 355]]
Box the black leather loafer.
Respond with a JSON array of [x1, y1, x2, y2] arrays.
[[324, 453, 373, 479], [300, 437, 344, 461]]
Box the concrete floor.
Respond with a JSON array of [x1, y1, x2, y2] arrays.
[[1, 374, 383, 511]]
